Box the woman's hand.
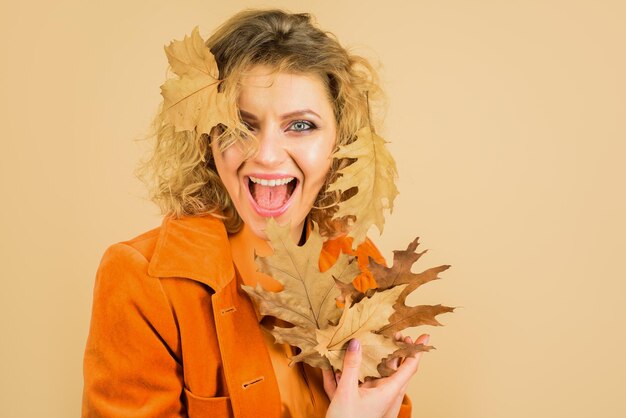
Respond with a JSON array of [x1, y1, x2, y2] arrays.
[[323, 333, 430, 418]]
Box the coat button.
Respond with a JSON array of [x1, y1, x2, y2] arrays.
[[220, 306, 237, 315]]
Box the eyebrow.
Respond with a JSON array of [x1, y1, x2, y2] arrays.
[[239, 109, 322, 121]]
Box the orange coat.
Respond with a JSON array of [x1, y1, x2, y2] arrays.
[[82, 215, 412, 417]]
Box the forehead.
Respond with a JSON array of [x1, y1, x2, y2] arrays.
[[237, 65, 332, 115]]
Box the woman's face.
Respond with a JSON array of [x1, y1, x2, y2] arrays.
[[212, 65, 337, 242]]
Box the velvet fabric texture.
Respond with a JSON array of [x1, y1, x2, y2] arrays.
[[82, 215, 412, 417]]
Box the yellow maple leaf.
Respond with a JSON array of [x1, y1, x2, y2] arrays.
[[241, 220, 361, 368], [270, 326, 329, 369], [328, 126, 399, 246], [242, 219, 360, 330], [314, 287, 405, 381], [159, 27, 234, 135]]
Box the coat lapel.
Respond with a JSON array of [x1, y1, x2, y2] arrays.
[[147, 215, 235, 291], [146, 214, 282, 417]]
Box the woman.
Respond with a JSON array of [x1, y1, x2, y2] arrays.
[[83, 9, 429, 418]]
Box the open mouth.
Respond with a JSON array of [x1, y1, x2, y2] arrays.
[[247, 175, 298, 216]]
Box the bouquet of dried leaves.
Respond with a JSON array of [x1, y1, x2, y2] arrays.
[[160, 27, 454, 381], [242, 221, 453, 382]]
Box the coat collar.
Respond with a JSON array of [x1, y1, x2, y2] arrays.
[[147, 215, 235, 292]]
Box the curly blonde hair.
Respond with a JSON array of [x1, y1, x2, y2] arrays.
[[138, 9, 384, 236]]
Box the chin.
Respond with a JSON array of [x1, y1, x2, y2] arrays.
[[245, 210, 304, 242]]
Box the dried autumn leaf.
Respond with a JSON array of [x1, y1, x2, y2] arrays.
[[241, 220, 361, 368], [243, 223, 453, 379], [377, 341, 432, 377], [378, 304, 454, 338], [315, 286, 406, 381], [333, 276, 367, 305], [269, 325, 328, 368], [368, 238, 454, 337], [160, 27, 233, 135], [337, 238, 450, 304], [370, 238, 451, 298], [328, 237, 454, 378], [328, 126, 399, 246]]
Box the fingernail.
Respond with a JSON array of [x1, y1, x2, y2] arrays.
[[424, 335, 430, 345], [348, 339, 360, 352]]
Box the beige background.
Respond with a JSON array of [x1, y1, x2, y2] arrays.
[[1, 0, 625, 417]]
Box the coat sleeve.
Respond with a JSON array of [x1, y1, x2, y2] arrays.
[[82, 243, 185, 418]]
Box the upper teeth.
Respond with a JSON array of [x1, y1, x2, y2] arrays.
[[249, 176, 294, 186]]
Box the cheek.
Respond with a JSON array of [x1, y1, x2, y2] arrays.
[[212, 143, 244, 183], [299, 136, 335, 187]]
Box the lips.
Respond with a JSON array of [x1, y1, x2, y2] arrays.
[[246, 174, 298, 217]]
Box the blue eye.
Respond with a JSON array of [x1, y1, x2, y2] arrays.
[[289, 120, 315, 132]]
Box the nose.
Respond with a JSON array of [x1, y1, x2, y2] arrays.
[[251, 128, 287, 168]]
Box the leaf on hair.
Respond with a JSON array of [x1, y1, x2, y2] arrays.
[[160, 27, 235, 136], [327, 126, 399, 246]]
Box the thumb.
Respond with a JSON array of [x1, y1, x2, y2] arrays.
[[338, 339, 362, 390]]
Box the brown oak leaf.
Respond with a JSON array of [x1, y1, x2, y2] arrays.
[[337, 238, 450, 305], [377, 341, 432, 377], [369, 238, 451, 299], [369, 239, 454, 337], [330, 237, 454, 377]]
